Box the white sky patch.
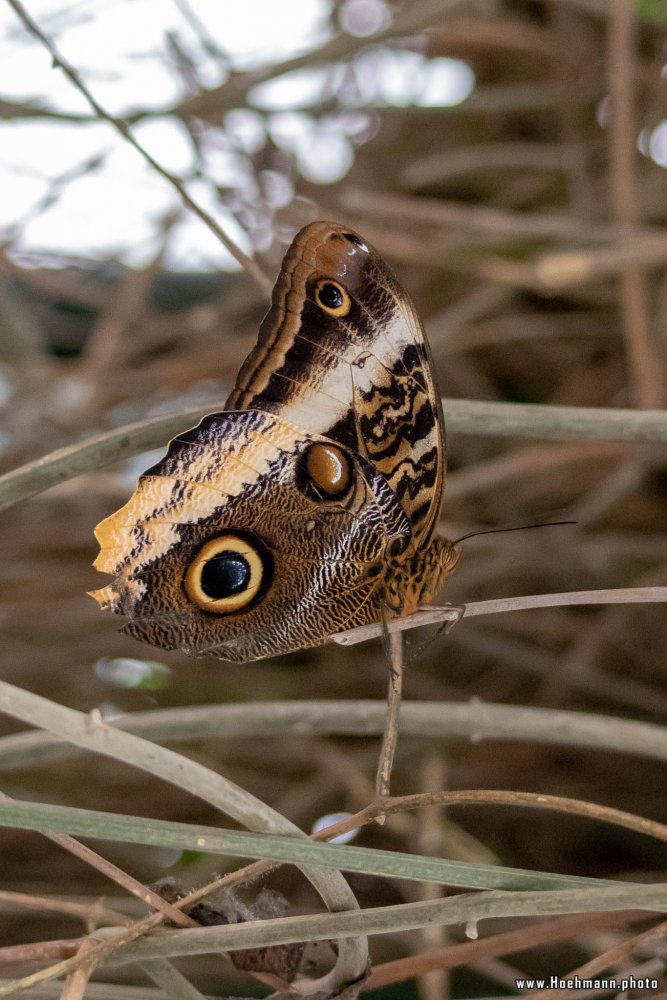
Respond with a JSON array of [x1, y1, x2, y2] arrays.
[[132, 118, 198, 175], [224, 109, 267, 156], [17, 165, 177, 258], [0, 0, 478, 265], [0, 119, 111, 175], [251, 47, 475, 112], [297, 126, 354, 184], [339, 0, 391, 38], [0, 169, 49, 225], [420, 57, 477, 107], [163, 186, 254, 271], [180, 0, 331, 69]]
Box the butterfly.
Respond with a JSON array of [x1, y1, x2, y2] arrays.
[[90, 222, 460, 661]]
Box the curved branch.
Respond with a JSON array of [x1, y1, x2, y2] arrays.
[[2, 400, 666, 514]]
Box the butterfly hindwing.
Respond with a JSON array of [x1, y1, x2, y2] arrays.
[[92, 409, 411, 661]]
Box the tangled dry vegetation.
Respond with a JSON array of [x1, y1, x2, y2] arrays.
[[0, 1, 666, 998]]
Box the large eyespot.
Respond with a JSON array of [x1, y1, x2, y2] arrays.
[[343, 232, 368, 252], [184, 534, 271, 614], [297, 442, 354, 500], [314, 279, 351, 317]]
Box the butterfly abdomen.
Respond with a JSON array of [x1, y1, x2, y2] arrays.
[[383, 536, 460, 618]]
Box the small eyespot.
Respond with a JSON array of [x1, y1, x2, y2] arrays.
[[298, 442, 354, 500], [343, 232, 369, 252], [314, 279, 351, 317], [184, 534, 271, 614]]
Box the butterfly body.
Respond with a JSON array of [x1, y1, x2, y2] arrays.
[[91, 222, 459, 661]]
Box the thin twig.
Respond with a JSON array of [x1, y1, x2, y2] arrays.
[[375, 629, 404, 800], [0, 940, 81, 968], [332, 587, 667, 645], [343, 188, 666, 246], [342, 789, 667, 845], [60, 940, 96, 1000], [4, 0, 273, 297], [0, 890, 127, 928]]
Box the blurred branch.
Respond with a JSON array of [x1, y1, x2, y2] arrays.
[[336, 215, 667, 288], [474, 245, 667, 288], [1, 700, 665, 773], [0, 98, 94, 122], [343, 190, 667, 286], [607, 0, 665, 408], [401, 141, 584, 187], [1, 400, 666, 514], [4, 0, 273, 297], [0, 889, 129, 928], [556, 0, 667, 25], [366, 910, 650, 990], [427, 16, 565, 60], [343, 188, 666, 246], [176, 0, 466, 120]]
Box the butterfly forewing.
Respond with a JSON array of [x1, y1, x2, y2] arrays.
[[227, 221, 445, 546]]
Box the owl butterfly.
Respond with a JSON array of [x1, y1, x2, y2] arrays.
[[91, 222, 460, 661]]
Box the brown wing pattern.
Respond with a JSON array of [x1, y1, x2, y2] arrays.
[[91, 222, 457, 661], [227, 222, 445, 547]]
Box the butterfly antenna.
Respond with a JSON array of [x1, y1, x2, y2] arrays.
[[453, 520, 577, 545]]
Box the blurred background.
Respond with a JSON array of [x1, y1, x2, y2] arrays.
[[0, 0, 666, 995]]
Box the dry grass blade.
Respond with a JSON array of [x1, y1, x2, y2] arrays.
[[0, 790, 193, 928], [0, 681, 368, 992]]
